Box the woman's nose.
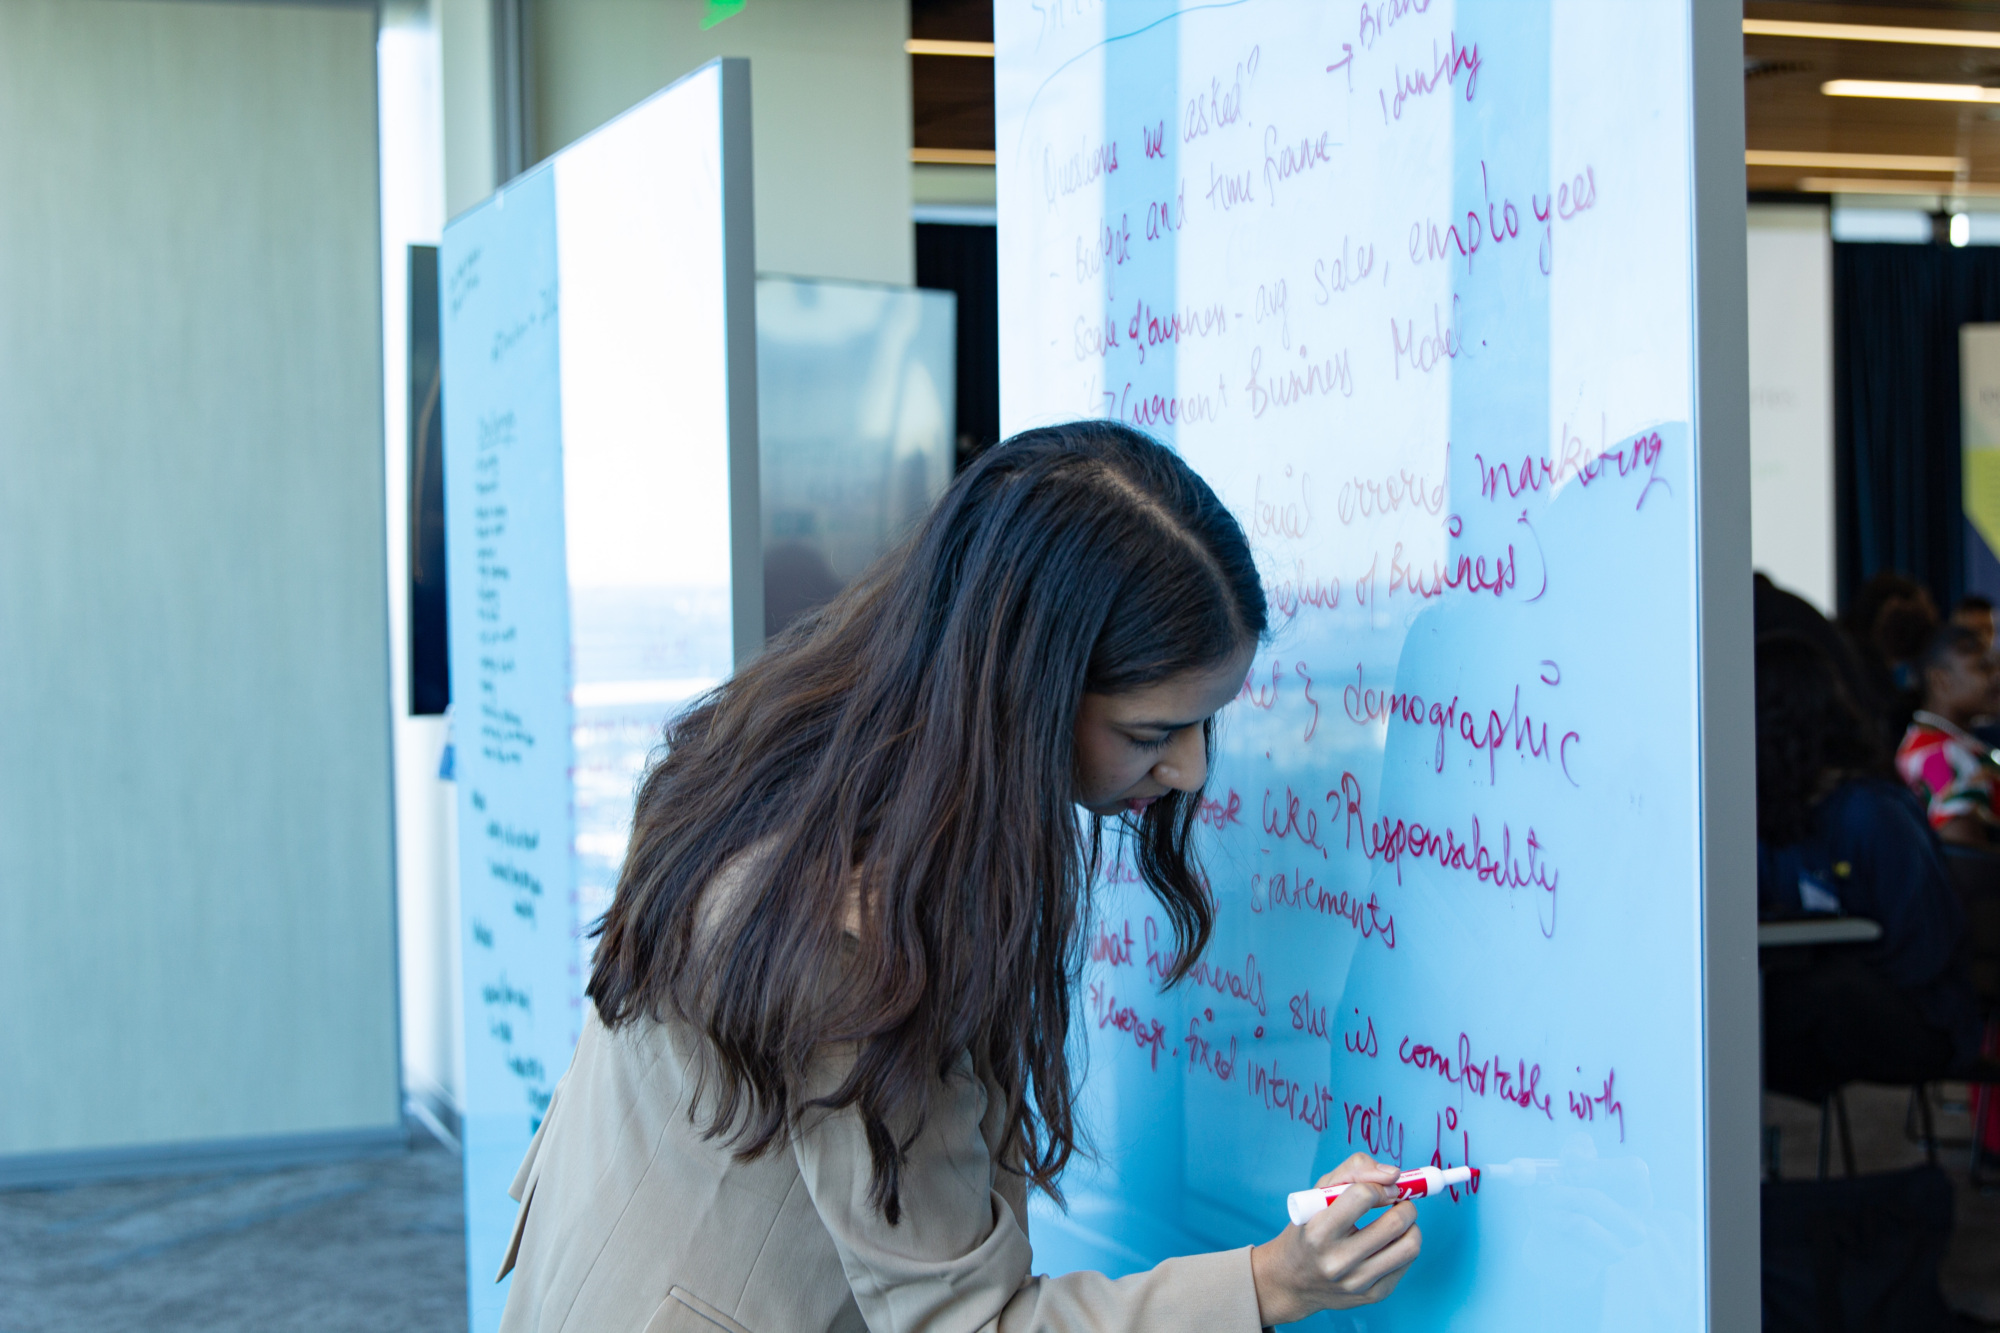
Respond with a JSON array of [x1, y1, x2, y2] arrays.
[[1152, 728, 1207, 792]]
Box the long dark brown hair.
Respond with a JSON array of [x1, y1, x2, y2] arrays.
[[588, 420, 1267, 1221], [1755, 631, 1890, 845]]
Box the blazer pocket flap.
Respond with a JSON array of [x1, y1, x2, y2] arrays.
[[647, 1286, 754, 1333]]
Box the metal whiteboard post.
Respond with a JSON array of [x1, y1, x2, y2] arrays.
[[1690, 0, 1759, 1327], [718, 56, 765, 667]]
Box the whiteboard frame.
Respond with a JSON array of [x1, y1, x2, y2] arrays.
[[717, 57, 766, 666], [1689, 1, 1758, 1327]]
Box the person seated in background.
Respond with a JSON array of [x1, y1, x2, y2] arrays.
[[1754, 571, 1878, 736], [1897, 624, 2000, 847], [1953, 592, 1997, 655], [1842, 571, 1938, 738], [1757, 633, 1983, 1099]]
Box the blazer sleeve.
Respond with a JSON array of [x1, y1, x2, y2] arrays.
[[790, 1052, 1267, 1333]]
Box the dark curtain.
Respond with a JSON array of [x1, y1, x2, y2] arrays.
[[408, 244, 448, 715], [914, 222, 1000, 468], [1834, 242, 2000, 615]]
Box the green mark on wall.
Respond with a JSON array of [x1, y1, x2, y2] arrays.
[[701, 0, 746, 28]]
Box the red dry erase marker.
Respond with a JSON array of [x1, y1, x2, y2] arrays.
[[1286, 1166, 1479, 1225]]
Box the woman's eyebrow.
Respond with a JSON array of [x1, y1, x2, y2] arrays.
[[1121, 715, 1201, 731]]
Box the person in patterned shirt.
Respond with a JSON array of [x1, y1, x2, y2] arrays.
[[1896, 623, 2000, 847]]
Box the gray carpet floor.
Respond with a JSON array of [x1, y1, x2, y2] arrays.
[[2, 1096, 1997, 1330], [0, 1135, 466, 1333]]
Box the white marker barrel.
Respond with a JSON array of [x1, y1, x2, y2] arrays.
[[1287, 1165, 1472, 1226]]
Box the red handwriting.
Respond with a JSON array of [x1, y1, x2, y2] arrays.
[[1344, 1094, 1408, 1163], [1247, 345, 1353, 417], [1341, 665, 1582, 786], [1325, 42, 1355, 91], [1344, 1007, 1380, 1056], [1248, 1057, 1335, 1132], [1290, 990, 1329, 1040], [1380, 32, 1480, 122], [1253, 470, 1313, 540], [1127, 296, 1228, 365], [1337, 773, 1560, 936], [1196, 789, 1244, 830], [1264, 559, 1342, 619], [1359, 0, 1433, 50], [1254, 279, 1290, 348], [1076, 214, 1132, 288], [1044, 135, 1119, 209], [1144, 181, 1187, 241], [1351, 536, 1517, 603], [1398, 1029, 1555, 1119], [1391, 297, 1465, 378], [1091, 918, 1134, 967], [1185, 1024, 1240, 1082], [1297, 663, 1321, 741], [1185, 48, 1257, 142], [1099, 378, 1226, 429], [1336, 452, 1446, 524], [1409, 161, 1525, 276], [1250, 868, 1399, 950], [1263, 786, 1328, 858], [1089, 980, 1168, 1069], [1074, 310, 1122, 361], [1568, 1068, 1627, 1141], [1145, 916, 1268, 1016], [1240, 661, 1281, 709], [1205, 162, 1257, 211], [1532, 165, 1598, 272], [1476, 424, 1668, 512], [1431, 1113, 1477, 1199], [1142, 119, 1165, 159], [1314, 235, 1377, 302], [1264, 124, 1335, 201]]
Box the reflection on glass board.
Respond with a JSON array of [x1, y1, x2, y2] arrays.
[[757, 277, 956, 636], [996, 3, 1717, 1330]]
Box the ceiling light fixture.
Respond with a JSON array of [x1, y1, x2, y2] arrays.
[[911, 147, 997, 165], [1746, 18, 2000, 49], [1748, 149, 1965, 172], [905, 39, 995, 57], [1796, 176, 2000, 197], [1822, 78, 2000, 103]]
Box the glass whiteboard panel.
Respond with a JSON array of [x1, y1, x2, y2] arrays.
[[756, 276, 956, 636]]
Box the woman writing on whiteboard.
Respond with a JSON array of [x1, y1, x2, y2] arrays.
[[496, 422, 1422, 1332]]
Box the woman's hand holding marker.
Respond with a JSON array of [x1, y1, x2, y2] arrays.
[[1250, 1152, 1424, 1326]]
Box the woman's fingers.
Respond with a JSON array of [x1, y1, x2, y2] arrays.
[[1330, 1219, 1422, 1295], [1313, 1199, 1415, 1266], [1315, 1152, 1400, 1190], [1305, 1181, 1387, 1236], [1341, 1256, 1414, 1306]]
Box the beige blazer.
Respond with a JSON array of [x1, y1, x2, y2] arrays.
[[495, 1006, 1265, 1333]]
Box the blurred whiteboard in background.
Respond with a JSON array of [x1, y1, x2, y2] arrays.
[[1747, 204, 1835, 612], [440, 59, 758, 1333], [756, 276, 956, 636]]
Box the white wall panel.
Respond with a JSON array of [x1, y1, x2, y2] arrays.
[[0, 0, 398, 1162]]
